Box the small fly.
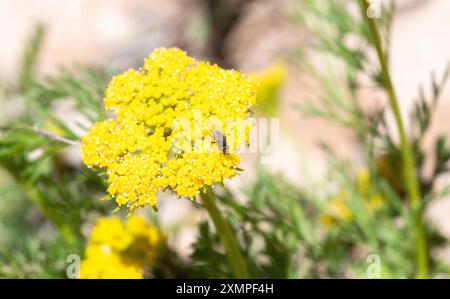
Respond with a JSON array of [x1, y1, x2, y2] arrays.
[[211, 130, 229, 154]]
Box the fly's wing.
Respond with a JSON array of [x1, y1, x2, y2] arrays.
[[212, 130, 228, 153]]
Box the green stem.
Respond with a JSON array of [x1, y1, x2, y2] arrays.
[[200, 187, 249, 278], [360, 0, 428, 278]]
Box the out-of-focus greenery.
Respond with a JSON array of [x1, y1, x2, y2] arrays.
[[0, 24, 113, 277], [293, 0, 450, 277], [1, 0, 450, 279]]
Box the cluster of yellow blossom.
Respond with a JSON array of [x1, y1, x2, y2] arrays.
[[81, 48, 256, 210], [321, 169, 384, 227], [79, 215, 164, 279], [251, 62, 286, 117]]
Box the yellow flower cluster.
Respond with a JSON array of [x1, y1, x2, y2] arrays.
[[251, 62, 286, 117], [321, 169, 384, 227], [81, 48, 256, 210], [79, 215, 164, 279]]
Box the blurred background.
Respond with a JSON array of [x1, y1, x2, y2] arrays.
[[1, 0, 450, 277], [3, 0, 450, 178]]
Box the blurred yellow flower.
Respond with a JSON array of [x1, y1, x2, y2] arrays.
[[81, 48, 256, 211], [251, 62, 286, 117], [80, 246, 143, 279], [331, 195, 353, 221], [89, 217, 133, 251], [321, 169, 385, 227], [365, 193, 384, 212], [357, 169, 371, 194], [79, 215, 164, 279], [320, 192, 353, 226]]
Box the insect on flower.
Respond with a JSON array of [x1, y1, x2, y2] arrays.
[[81, 48, 256, 210], [211, 130, 229, 154]]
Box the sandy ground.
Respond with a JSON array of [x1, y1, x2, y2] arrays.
[[1, 0, 450, 261]]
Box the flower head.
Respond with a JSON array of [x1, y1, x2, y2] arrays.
[[79, 215, 164, 278], [251, 62, 286, 117], [82, 48, 256, 210], [79, 247, 143, 279]]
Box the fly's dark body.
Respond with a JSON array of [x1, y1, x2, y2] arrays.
[[212, 130, 229, 154]]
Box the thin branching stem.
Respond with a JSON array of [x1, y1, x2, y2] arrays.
[[0, 125, 80, 146], [360, 0, 428, 278], [33, 126, 80, 146]]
